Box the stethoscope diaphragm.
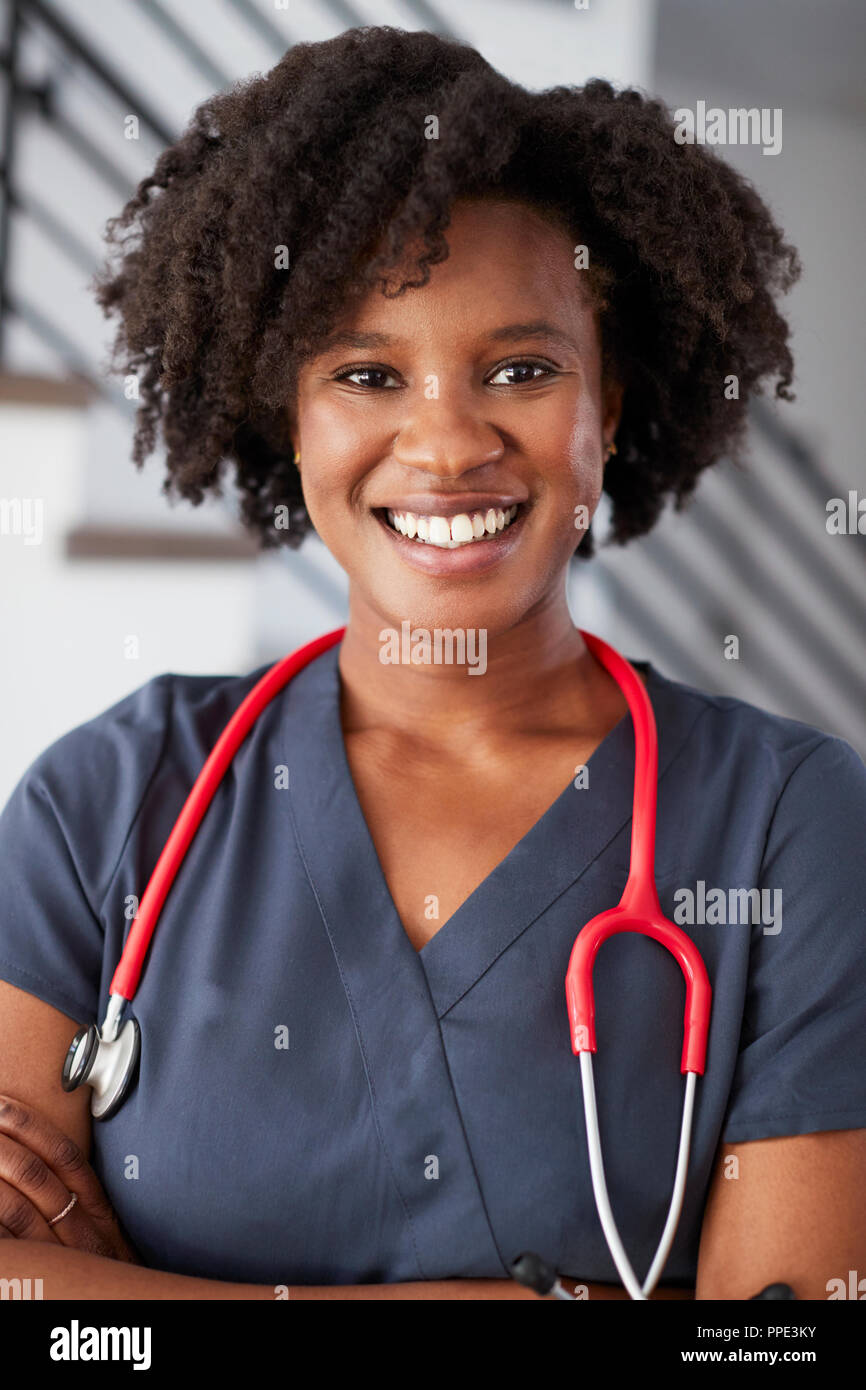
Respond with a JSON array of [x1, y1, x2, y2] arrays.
[[61, 1015, 141, 1120]]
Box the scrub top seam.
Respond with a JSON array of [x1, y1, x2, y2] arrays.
[[30, 775, 106, 950], [17, 684, 173, 1019], [754, 732, 835, 876], [734, 734, 837, 1042], [435, 696, 717, 1021], [727, 1104, 866, 1128], [94, 674, 178, 939], [286, 789, 429, 1282], [415, 964, 514, 1277], [0, 954, 93, 1023]]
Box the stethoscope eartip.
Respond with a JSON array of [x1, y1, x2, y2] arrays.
[[510, 1251, 559, 1296]]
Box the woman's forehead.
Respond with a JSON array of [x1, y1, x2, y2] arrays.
[[383, 195, 578, 270], [326, 201, 596, 343]]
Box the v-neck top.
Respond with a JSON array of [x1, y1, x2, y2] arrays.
[[1, 638, 865, 1289]]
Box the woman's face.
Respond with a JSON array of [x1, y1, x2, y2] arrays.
[[288, 197, 621, 637]]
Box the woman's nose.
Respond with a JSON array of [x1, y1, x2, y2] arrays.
[[392, 400, 505, 478]]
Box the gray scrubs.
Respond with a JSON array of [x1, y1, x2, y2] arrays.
[[0, 640, 864, 1288]]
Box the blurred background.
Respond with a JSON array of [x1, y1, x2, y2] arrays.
[[0, 0, 864, 802]]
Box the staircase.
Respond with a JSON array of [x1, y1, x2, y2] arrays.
[[1, 0, 863, 768]]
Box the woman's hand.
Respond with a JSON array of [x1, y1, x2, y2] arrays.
[[0, 1092, 141, 1264]]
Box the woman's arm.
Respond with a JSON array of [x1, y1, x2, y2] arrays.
[[0, 982, 92, 1154], [0, 986, 694, 1299], [0, 1241, 695, 1299], [696, 1129, 866, 1299]]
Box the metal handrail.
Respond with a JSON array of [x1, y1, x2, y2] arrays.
[[0, 0, 22, 358], [16, 0, 173, 143], [130, 0, 231, 92], [0, 0, 861, 711]]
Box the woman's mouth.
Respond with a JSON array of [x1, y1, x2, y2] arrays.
[[384, 504, 520, 547], [372, 500, 529, 576]]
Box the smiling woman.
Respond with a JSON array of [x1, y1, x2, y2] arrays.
[[293, 197, 618, 602], [88, 28, 800, 566], [0, 24, 864, 1305]]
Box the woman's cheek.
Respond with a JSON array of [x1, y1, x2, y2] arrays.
[[568, 416, 606, 510], [296, 481, 344, 555], [299, 468, 372, 574], [293, 410, 359, 522]]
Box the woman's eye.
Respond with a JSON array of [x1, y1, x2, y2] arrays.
[[334, 366, 399, 389], [488, 361, 554, 386]]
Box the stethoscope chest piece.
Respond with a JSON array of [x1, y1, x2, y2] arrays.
[[61, 1015, 141, 1120]]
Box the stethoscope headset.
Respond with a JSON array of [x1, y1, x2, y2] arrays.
[[61, 624, 793, 1300]]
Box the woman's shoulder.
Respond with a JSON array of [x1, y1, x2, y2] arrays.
[[0, 664, 275, 892], [26, 662, 274, 779], [0, 662, 278, 1022], [642, 658, 866, 791]]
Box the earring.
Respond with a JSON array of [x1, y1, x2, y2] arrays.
[[294, 450, 301, 470], [605, 441, 618, 461]]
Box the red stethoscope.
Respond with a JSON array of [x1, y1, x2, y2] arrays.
[[61, 625, 711, 1299]]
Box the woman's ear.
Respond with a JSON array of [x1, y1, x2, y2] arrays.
[[602, 375, 624, 457], [284, 411, 300, 471]]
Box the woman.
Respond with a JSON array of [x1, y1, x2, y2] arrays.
[[0, 26, 864, 1301]]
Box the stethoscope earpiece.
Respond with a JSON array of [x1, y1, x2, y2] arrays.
[[510, 1251, 575, 1300], [61, 1011, 141, 1121]]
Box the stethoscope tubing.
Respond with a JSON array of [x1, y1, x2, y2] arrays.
[[105, 625, 346, 1013], [70, 624, 712, 1300], [580, 1054, 697, 1300], [565, 630, 711, 1299]]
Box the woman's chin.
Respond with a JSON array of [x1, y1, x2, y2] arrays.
[[358, 583, 539, 662]]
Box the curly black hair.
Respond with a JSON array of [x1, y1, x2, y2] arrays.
[[92, 24, 801, 561]]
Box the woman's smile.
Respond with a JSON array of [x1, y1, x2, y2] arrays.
[[372, 499, 530, 576], [385, 503, 521, 545]]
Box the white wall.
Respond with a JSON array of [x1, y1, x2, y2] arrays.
[[651, 74, 866, 487], [0, 402, 257, 801], [1, 0, 658, 804]]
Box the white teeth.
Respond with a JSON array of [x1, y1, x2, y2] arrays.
[[384, 505, 520, 547]]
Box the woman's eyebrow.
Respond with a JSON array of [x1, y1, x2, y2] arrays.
[[487, 320, 579, 352], [319, 329, 394, 352], [319, 321, 578, 354]]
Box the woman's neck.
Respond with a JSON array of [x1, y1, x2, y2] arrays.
[[336, 588, 621, 755]]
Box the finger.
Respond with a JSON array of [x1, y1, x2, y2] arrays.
[[0, 1147, 116, 1256], [0, 1135, 94, 1246], [0, 1174, 63, 1244], [0, 1134, 73, 1236], [0, 1094, 119, 1231]]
